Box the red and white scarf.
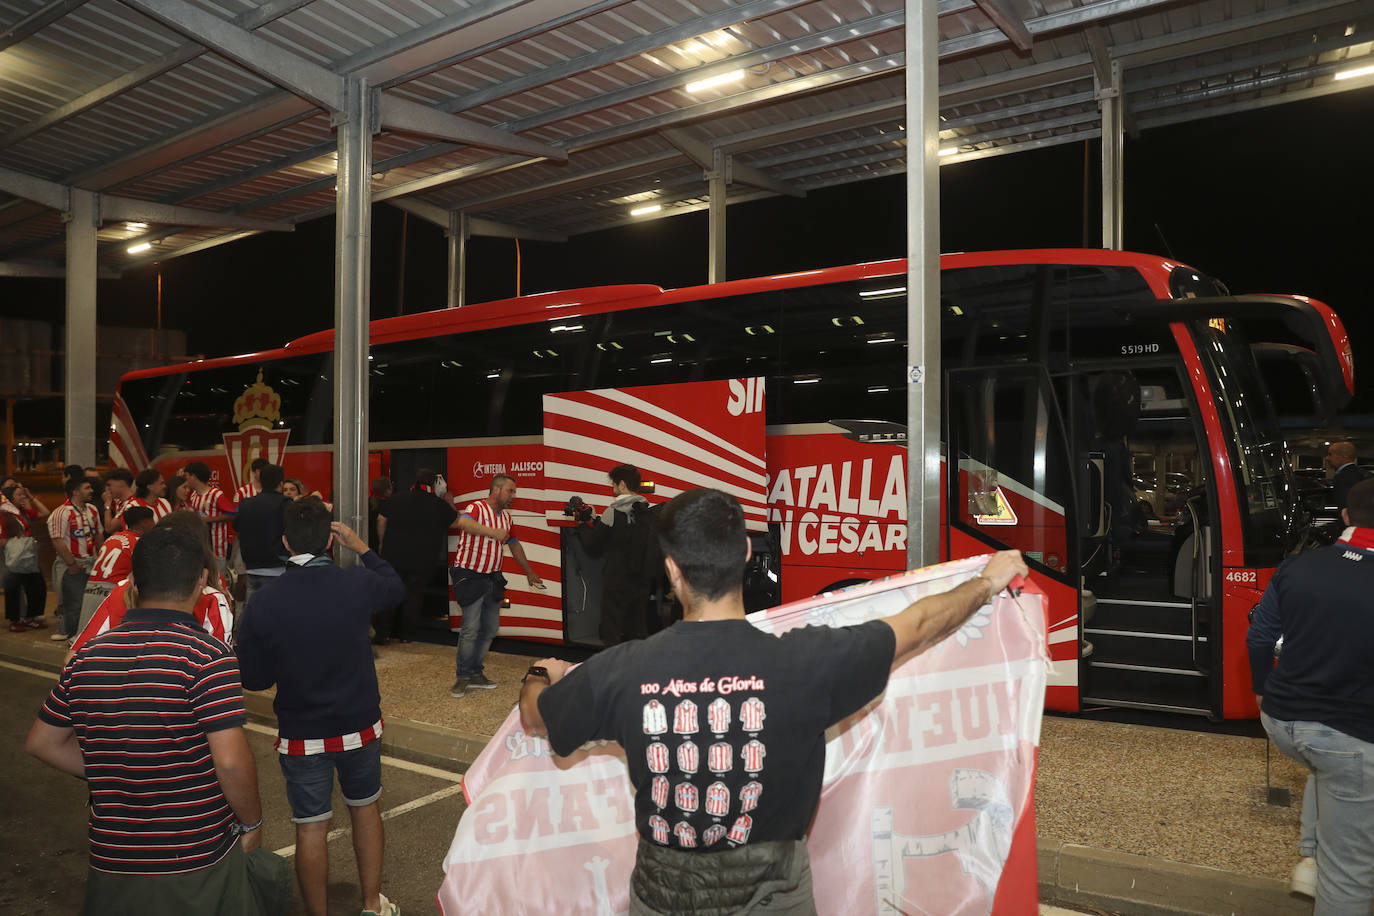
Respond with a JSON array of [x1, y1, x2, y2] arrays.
[[1338, 527, 1374, 551]]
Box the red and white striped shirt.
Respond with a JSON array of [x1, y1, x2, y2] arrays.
[[123, 495, 171, 521], [72, 579, 234, 652], [234, 482, 258, 505], [88, 530, 139, 585], [275, 719, 384, 756], [47, 499, 100, 559], [452, 499, 516, 574], [184, 486, 235, 559]]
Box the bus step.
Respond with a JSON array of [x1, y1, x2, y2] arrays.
[[1080, 695, 1212, 717], [1083, 660, 1210, 713], [1084, 630, 1207, 669], [1088, 601, 1196, 637]]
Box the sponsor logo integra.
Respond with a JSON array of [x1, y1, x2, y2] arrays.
[[472, 460, 544, 478]]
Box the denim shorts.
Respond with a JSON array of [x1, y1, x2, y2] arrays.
[[277, 740, 383, 824]]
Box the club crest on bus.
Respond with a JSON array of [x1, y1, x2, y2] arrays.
[[222, 370, 290, 495]]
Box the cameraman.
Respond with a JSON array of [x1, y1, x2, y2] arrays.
[[578, 464, 655, 646]]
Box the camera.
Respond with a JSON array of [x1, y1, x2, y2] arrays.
[[563, 495, 594, 523]]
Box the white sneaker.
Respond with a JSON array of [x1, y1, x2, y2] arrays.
[[362, 892, 399, 915], [1290, 856, 1316, 898]]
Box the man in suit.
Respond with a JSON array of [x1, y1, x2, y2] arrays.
[[375, 468, 457, 643], [1328, 441, 1368, 517]]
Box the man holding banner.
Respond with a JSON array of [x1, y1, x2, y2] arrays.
[[519, 488, 1026, 914]]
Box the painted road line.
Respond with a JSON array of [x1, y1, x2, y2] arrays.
[[272, 782, 467, 857], [1, 660, 58, 679]]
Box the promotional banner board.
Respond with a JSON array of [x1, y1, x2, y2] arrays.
[[438, 555, 1048, 915]]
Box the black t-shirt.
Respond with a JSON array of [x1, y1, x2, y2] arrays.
[[538, 617, 895, 851], [377, 489, 457, 570]]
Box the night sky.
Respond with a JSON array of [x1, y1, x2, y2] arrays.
[[4, 84, 1373, 439]]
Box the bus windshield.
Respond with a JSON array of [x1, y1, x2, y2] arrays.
[[1189, 318, 1301, 565]]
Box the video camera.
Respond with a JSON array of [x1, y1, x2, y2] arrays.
[[563, 495, 594, 523]]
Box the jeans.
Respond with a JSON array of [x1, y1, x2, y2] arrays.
[[1262, 712, 1374, 916], [453, 569, 503, 678], [57, 565, 90, 636]]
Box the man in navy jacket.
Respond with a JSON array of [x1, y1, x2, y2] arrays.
[[232, 463, 291, 610], [1249, 477, 1374, 912], [237, 497, 405, 916]]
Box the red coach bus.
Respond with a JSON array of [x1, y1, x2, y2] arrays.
[[109, 249, 1353, 720]]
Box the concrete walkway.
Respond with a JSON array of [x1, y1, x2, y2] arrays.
[[0, 614, 1322, 916]]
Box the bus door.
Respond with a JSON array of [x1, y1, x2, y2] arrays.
[[945, 365, 1082, 713], [1064, 362, 1216, 716]]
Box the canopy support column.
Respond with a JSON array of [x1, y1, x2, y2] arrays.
[[707, 147, 727, 284], [447, 210, 468, 309], [905, 0, 941, 568], [333, 76, 373, 554], [64, 188, 98, 468], [1099, 58, 1124, 249]]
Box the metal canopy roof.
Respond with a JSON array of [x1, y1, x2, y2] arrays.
[[1, 0, 1372, 275]]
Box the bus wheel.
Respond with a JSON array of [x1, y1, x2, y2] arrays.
[[817, 579, 869, 596]]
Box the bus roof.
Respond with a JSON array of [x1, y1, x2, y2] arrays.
[[119, 248, 1190, 382]]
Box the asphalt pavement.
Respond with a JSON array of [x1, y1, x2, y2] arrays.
[[0, 660, 468, 916]]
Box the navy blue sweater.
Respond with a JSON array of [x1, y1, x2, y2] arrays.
[[237, 550, 404, 741], [1247, 535, 1374, 743]]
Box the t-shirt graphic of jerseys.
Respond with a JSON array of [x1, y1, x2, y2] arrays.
[[641, 687, 767, 849]]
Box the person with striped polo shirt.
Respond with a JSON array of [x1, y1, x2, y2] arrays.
[[25, 524, 291, 914], [236, 498, 404, 916], [183, 461, 237, 579], [450, 474, 543, 698], [47, 475, 103, 642]]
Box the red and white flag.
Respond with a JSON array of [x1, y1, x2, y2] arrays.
[[438, 555, 1048, 916]]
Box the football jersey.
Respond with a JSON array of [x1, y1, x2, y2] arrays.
[[88, 530, 139, 585], [452, 499, 516, 574], [184, 486, 235, 559], [47, 500, 100, 559], [123, 496, 171, 521], [71, 578, 233, 652]]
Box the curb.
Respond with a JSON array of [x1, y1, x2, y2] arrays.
[[1037, 838, 1312, 915]]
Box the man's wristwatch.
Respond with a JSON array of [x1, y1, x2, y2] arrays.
[[231, 817, 262, 836], [523, 665, 551, 685]]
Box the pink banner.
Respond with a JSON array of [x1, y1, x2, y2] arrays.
[[438, 555, 1047, 915]]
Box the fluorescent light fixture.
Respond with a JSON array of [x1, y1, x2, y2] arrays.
[[550, 324, 583, 333], [859, 286, 906, 298], [685, 70, 745, 93], [794, 377, 820, 385], [939, 147, 960, 157], [868, 386, 889, 393], [630, 204, 662, 216], [866, 337, 897, 345], [1335, 63, 1374, 80], [125, 222, 148, 231], [487, 371, 500, 379], [127, 242, 152, 254], [650, 357, 673, 364]]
